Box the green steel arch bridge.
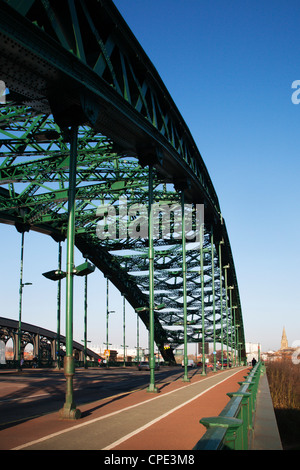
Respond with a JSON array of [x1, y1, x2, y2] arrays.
[[0, 0, 245, 418], [0, 316, 101, 364]]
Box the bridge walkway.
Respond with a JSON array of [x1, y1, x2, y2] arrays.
[[0, 367, 281, 451]]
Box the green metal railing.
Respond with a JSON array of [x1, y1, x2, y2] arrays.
[[193, 362, 265, 450]]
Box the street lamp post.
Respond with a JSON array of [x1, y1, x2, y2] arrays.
[[232, 306, 237, 367], [42, 238, 94, 417], [122, 296, 127, 367], [73, 256, 96, 369], [223, 265, 230, 363], [136, 312, 140, 363], [106, 278, 109, 350], [200, 224, 206, 376], [60, 125, 80, 420], [18, 280, 32, 370], [181, 190, 190, 383], [56, 242, 62, 369], [147, 164, 157, 393], [40, 126, 93, 420], [135, 302, 165, 388], [17, 231, 32, 371], [218, 240, 224, 370], [105, 278, 115, 353], [228, 285, 234, 365], [42, 240, 65, 369], [83, 261, 88, 368], [81, 339, 91, 366], [18, 231, 24, 372], [210, 226, 217, 372]]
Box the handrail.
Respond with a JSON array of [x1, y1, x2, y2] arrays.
[[193, 362, 264, 450]]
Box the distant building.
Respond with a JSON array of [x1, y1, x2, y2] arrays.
[[89, 344, 142, 361], [280, 326, 288, 350], [263, 327, 296, 362]]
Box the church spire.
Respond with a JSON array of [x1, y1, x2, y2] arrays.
[[280, 326, 288, 349]]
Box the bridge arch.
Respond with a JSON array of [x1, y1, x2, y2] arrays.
[[0, 0, 245, 410], [0, 317, 100, 365]]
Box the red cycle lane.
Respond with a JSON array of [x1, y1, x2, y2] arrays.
[[109, 367, 249, 450], [0, 367, 249, 450]]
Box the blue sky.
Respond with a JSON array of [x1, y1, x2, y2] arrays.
[[1, 0, 300, 353], [111, 0, 300, 352]]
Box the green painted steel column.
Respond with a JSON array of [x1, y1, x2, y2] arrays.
[[232, 306, 237, 367], [106, 278, 109, 350], [136, 313, 140, 363], [147, 164, 158, 393], [200, 225, 206, 376], [229, 286, 234, 365], [18, 231, 25, 371], [224, 265, 230, 363], [211, 227, 216, 372], [218, 240, 224, 370], [56, 242, 62, 369], [181, 191, 190, 382], [237, 334, 242, 367], [84, 261, 88, 369], [122, 296, 126, 367], [60, 126, 81, 420]]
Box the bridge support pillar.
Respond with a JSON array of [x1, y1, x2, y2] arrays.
[[228, 285, 234, 366], [50, 338, 56, 362], [211, 226, 217, 372], [59, 125, 81, 419], [56, 242, 62, 369], [200, 224, 206, 376], [33, 334, 40, 362], [224, 265, 230, 365], [17, 231, 25, 371], [147, 164, 158, 393], [218, 239, 224, 369], [12, 332, 18, 360], [60, 356, 81, 419], [181, 191, 190, 383]]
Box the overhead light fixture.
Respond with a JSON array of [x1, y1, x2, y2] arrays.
[[43, 262, 95, 281], [42, 269, 66, 281]]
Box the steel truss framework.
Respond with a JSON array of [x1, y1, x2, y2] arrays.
[[0, 0, 245, 414]]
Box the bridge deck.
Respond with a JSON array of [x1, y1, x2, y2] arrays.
[[0, 366, 281, 451]]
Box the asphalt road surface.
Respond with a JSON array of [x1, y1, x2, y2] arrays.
[[0, 365, 197, 430]]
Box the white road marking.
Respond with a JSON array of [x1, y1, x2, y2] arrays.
[[13, 368, 244, 450]]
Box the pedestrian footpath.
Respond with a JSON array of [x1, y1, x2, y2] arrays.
[[6, 367, 248, 450]]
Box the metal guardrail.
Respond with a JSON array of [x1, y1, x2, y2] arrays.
[[193, 362, 265, 450]]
